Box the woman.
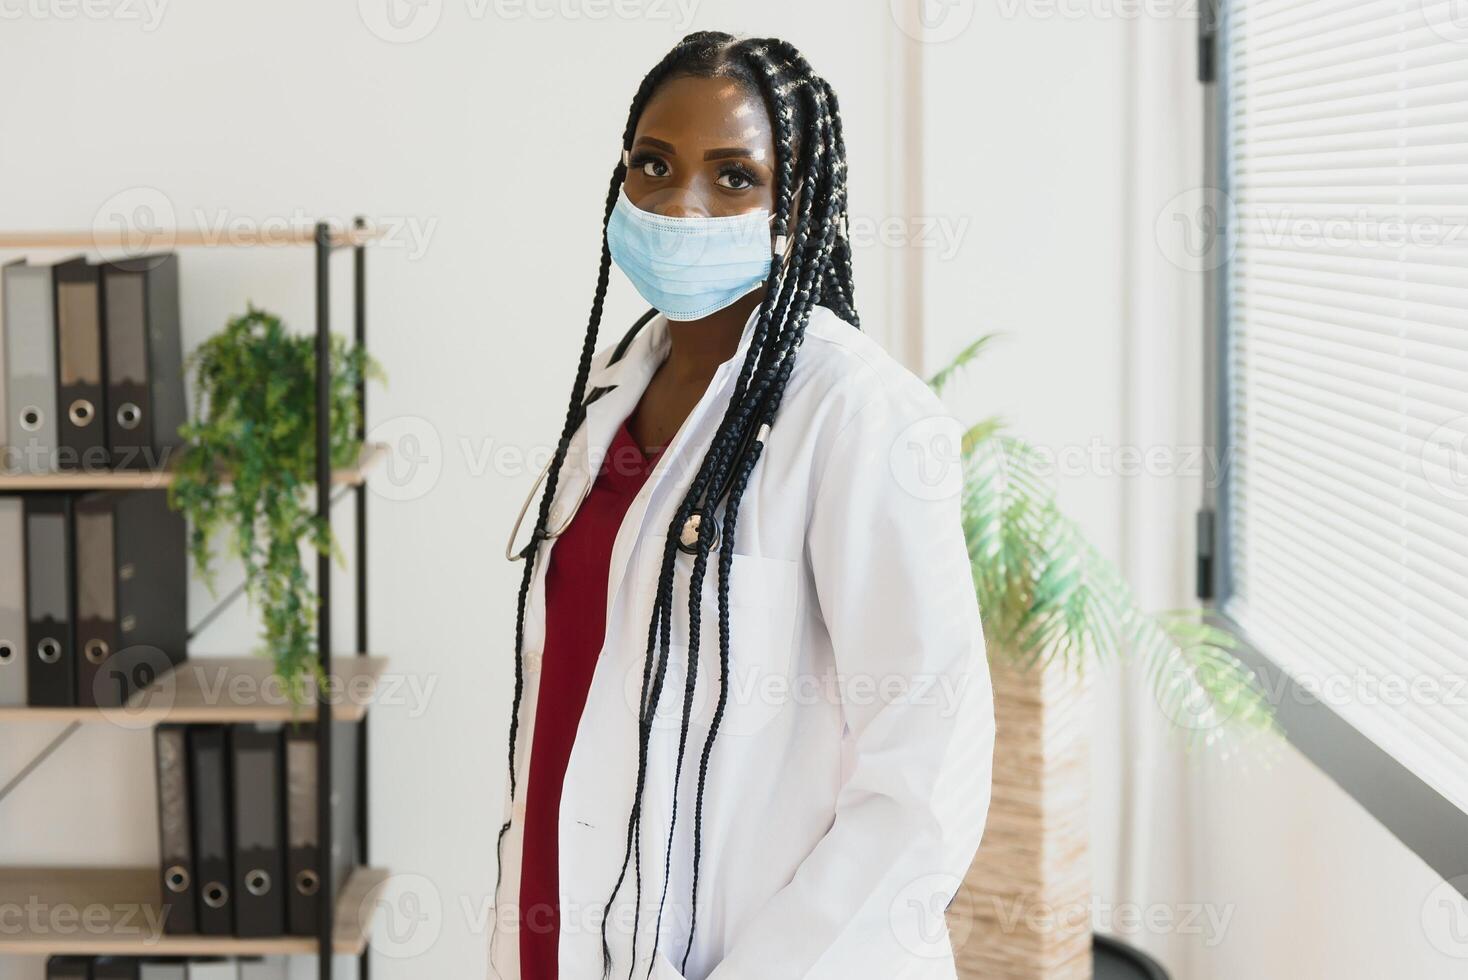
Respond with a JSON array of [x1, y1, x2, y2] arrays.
[[493, 32, 994, 980]]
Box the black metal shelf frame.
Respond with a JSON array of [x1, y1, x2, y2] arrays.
[[314, 217, 372, 980]]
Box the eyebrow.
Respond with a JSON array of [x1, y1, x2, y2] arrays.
[[704, 146, 760, 161], [634, 137, 678, 155], [634, 137, 764, 163]]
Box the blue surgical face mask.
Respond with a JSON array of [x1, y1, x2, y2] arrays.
[[607, 186, 780, 321]]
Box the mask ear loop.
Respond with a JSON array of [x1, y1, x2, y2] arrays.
[[771, 228, 797, 275], [770, 214, 792, 269], [770, 177, 806, 269]]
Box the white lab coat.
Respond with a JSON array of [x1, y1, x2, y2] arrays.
[[489, 304, 994, 979]]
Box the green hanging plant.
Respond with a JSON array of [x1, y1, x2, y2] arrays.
[[931, 335, 1278, 753], [168, 306, 385, 704]]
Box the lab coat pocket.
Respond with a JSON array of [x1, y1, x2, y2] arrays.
[[632, 538, 800, 740]]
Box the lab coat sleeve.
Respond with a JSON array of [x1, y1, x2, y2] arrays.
[[705, 383, 996, 978]]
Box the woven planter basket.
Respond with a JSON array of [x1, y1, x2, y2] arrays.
[[948, 653, 1093, 979]]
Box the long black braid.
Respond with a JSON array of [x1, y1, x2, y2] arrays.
[[495, 31, 858, 979], [646, 40, 849, 977]]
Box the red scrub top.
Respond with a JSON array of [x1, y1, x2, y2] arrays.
[[519, 418, 660, 978]]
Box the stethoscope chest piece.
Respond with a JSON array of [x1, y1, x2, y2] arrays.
[[675, 420, 770, 557], [677, 511, 721, 555]]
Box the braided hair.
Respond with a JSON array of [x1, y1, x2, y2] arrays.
[[497, 31, 858, 979]]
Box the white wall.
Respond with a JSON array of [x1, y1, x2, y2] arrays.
[[3, 2, 1466, 979]]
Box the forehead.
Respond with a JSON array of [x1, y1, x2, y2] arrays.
[[635, 74, 774, 155]]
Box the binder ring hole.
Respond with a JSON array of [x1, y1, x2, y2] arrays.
[[68, 399, 94, 427], [0, 643, 13, 664], [245, 870, 272, 897], [295, 869, 321, 896], [165, 865, 191, 894], [37, 638, 61, 665], [203, 882, 229, 909], [84, 639, 109, 665], [20, 407, 43, 432], [117, 402, 142, 430]]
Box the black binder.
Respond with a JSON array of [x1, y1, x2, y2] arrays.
[[53, 258, 109, 472], [285, 720, 359, 936], [154, 725, 197, 934], [74, 492, 117, 708], [24, 493, 75, 706], [189, 724, 233, 935], [93, 958, 140, 980], [112, 490, 187, 701], [231, 724, 286, 937], [75, 490, 187, 707], [46, 957, 92, 980], [102, 255, 184, 472]]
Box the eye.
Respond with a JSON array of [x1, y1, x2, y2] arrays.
[[629, 153, 670, 178], [716, 164, 763, 191]]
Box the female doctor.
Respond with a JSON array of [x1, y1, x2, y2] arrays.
[[493, 31, 994, 980]]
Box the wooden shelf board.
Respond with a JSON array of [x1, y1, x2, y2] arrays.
[[0, 227, 382, 249], [0, 441, 386, 491], [0, 656, 388, 724], [0, 866, 389, 956]]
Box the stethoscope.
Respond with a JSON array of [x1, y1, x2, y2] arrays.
[[504, 308, 770, 562]]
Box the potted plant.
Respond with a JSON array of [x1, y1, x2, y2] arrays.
[[932, 337, 1276, 979], [168, 306, 383, 703]]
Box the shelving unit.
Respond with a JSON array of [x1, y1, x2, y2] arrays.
[[0, 656, 389, 724], [0, 220, 384, 980], [0, 442, 388, 491], [0, 867, 390, 957]]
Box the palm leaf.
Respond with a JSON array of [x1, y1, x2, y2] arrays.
[[928, 333, 1000, 396], [935, 339, 1279, 751]]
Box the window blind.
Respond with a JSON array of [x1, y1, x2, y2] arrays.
[[1224, 0, 1468, 813]]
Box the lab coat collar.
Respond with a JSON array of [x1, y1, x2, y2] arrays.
[[581, 302, 763, 468], [546, 302, 764, 551], [584, 311, 668, 392], [584, 300, 765, 395], [581, 315, 666, 474]]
